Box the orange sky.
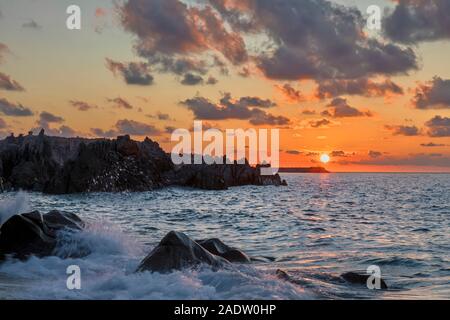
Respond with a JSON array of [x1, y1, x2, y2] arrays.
[[0, 0, 449, 172]]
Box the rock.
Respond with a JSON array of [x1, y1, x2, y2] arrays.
[[44, 136, 173, 194], [136, 231, 229, 273], [0, 210, 84, 261], [196, 238, 251, 263], [165, 160, 285, 190], [276, 269, 310, 286], [0, 132, 286, 194], [341, 272, 388, 289]]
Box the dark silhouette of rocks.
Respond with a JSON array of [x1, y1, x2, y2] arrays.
[[196, 238, 251, 263], [278, 167, 330, 173], [0, 132, 285, 194], [136, 231, 230, 273], [0, 210, 84, 261]]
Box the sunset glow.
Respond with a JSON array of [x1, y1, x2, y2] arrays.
[[0, 0, 449, 172], [320, 154, 330, 164]]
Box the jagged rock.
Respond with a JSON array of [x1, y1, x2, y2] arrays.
[[44, 135, 173, 194], [0, 133, 286, 194], [136, 231, 230, 273], [196, 238, 251, 263], [0, 210, 84, 261], [341, 272, 388, 289], [165, 161, 284, 190]]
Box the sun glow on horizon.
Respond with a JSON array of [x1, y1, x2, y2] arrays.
[[320, 154, 330, 164]]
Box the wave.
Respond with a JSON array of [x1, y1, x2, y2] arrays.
[[0, 192, 30, 225], [0, 217, 312, 300]]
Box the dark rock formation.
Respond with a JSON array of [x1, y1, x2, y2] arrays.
[[136, 231, 230, 273], [341, 271, 388, 289], [196, 238, 251, 263], [165, 160, 284, 191], [0, 132, 285, 194], [44, 135, 173, 194], [0, 210, 84, 261]]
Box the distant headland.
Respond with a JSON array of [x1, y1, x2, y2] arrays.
[[278, 167, 330, 173]]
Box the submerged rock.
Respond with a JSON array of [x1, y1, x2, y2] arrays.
[[136, 231, 229, 273], [341, 271, 388, 289], [276, 269, 311, 287], [196, 238, 251, 263], [0, 210, 84, 261]]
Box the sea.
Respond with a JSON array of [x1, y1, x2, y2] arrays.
[[0, 173, 449, 300]]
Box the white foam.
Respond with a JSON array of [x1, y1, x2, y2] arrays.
[[0, 220, 312, 300], [0, 192, 30, 225]]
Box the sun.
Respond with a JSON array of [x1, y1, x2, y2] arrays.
[[320, 154, 330, 164]]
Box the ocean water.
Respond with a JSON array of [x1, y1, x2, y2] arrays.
[[0, 173, 449, 300]]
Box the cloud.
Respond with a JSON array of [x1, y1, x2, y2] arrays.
[[181, 73, 204, 86], [425, 115, 450, 137], [0, 98, 34, 116], [180, 93, 288, 125], [316, 78, 403, 99], [22, 20, 42, 30], [164, 126, 177, 134], [324, 97, 372, 118], [0, 72, 25, 91], [412, 77, 450, 109], [148, 112, 172, 121], [301, 109, 316, 115], [108, 97, 134, 110], [247, 0, 418, 80], [119, 0, 247, 78], [69, 100, 98, 111], [92, 119, 162, 137], [286, 150, 302, 155], [354, 154, 450, 168], [384, 0, 450, 44], [206, 76, 218, 85], [0, 118, 7, 129], [38, 111, 64, 125], [29, 112, 81, 138], [420, 142, 446, 147], [106, 58, 154, 86], [119, 0, 417, 82], [368, 150, 383, 158], [309, 118, 331, 128], [386, 124, 420, 136], [0, 42, 11, 63], [90, 128, 118, 138], [116, 119, 161, 136], [276, 84, 303, 103], [248, 108, 291, 126], [330, 151, 348, 157]]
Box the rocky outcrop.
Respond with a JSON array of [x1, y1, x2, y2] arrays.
[[136, 231, 230, 273], [0, 132, 286, 194], [196, 238, 251, 263], [44, 135, 173, 194], [0, 210, 84, 261], [164, 160, 285, 190]]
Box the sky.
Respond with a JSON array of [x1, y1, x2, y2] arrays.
[[0, 0, 449, 172]]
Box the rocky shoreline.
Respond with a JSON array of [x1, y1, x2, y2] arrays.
[[0, 131, 286, 194], [0, 210, 388, 290]]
